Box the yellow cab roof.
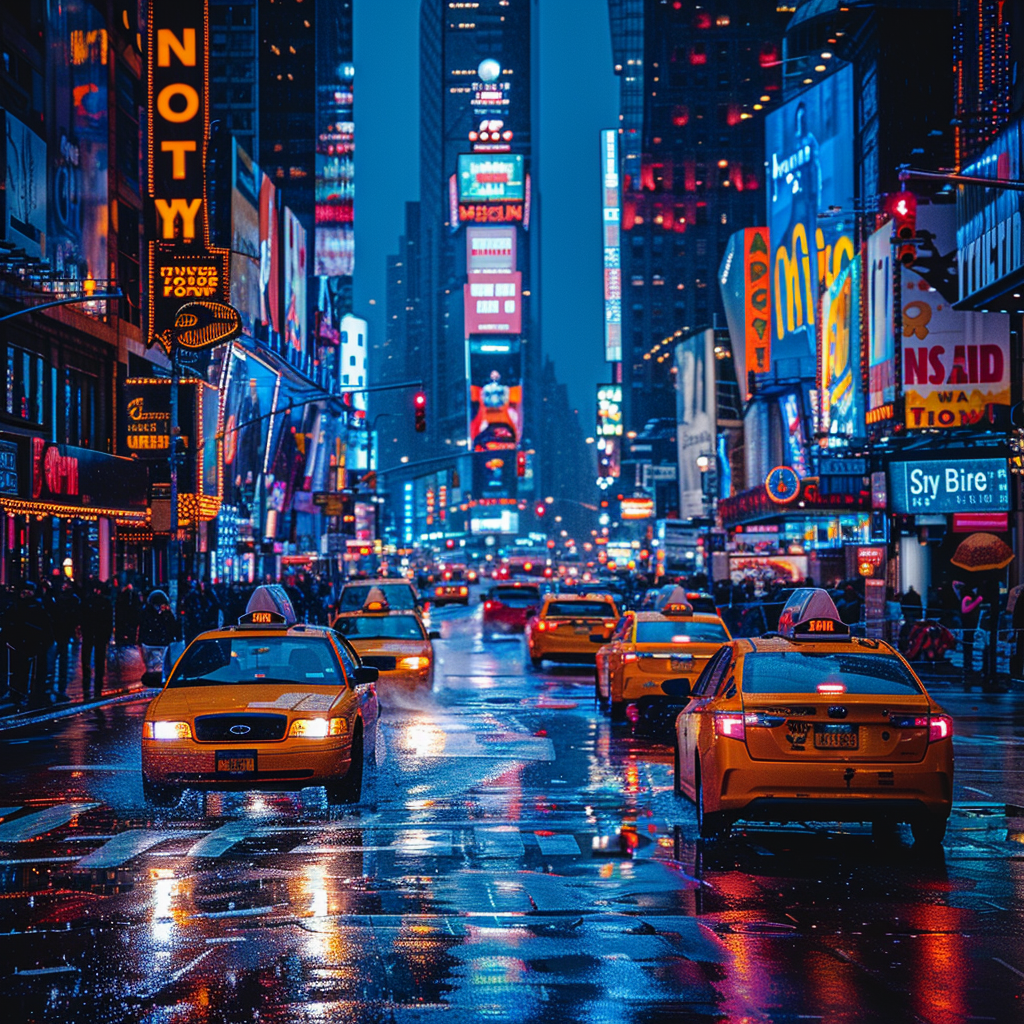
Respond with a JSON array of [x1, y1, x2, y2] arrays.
[[739, 635, 897, 657], [333, 608, 422, 619]]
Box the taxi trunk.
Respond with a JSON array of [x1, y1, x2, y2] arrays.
[[634, 644, 719, 690], [740, 692, 934, 763]]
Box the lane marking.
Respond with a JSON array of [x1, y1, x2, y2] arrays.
[[993, 957, 1024, 980], [75, 830, 187, 870], [535, 834, 582, 856], [0, 803, 100, 843], [963, 786, 995, 797]]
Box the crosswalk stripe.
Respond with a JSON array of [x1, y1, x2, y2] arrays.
[[187, 821, 255, 859], [0, 803, 100, 843], [475, 827, 526, 858], [75, 830, 185, 869]]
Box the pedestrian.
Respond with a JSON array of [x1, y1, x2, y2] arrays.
[[955, 580, 983, 690], [197, 580, 221, 632], [115, 582, 142, 646], [52, 579, 81, 701], [13, 582, 55, 709], [81, 580, 114, 700], [181, 581, 204, 642], [837, 584, 862, 626], [138, 590, 180, 686], [901, 585, 923, 622]]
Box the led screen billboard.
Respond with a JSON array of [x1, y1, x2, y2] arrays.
[[3, 114, 47, 259], [314, 68, 354, 278], [867, 220, 895, 412], [283, 207, 307, 356], [259, 173, 281, 333], [464, 271, 521, 334], [468, 339, 523, 451], [675, 328, 717, 519], [458, 154, 524, 202], [903, 204, 1010, 429], [231, 141, 261, 335], [766, 66, 855, 369], [466, 227, 516, 271], [819, 255, 863, 445], [596, 384, 623, 437], [601, 129, 622, 363], [779, 392, 809, 478]]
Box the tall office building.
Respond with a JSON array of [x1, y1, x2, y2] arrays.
[[607, 1, 789, 439]]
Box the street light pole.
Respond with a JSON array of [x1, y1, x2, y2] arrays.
[[168, 337, 180, 611]]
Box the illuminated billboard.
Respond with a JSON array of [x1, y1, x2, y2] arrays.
[[468, 339, 522, 451], [601, 129, 622, 362], [283, 207, 307, 356], [675, 329, 716, 520], [258, 173, 281, 333], [819, 255, 864, 445], [903, 204, 1010, 430], [597, 436, 620, 483], [314, 65, 354, 278], [459, 202, 524, 225], [596, 384, 623, 437], [458, 154, 524, 202], [230, 141, 260, 335], [866, 220, 895, 413], [464, 271, 521, 334], [3, 114, 47, 259], [146, 0, 231, 354], [719, 227, 771, 396], [467, 227, 516, 271], [766, 66, 855, 369]]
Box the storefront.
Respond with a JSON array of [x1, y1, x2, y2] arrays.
[[0, 435, 148, 584]]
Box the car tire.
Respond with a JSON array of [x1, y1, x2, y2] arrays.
[[696, 761, 729, 841], [911, 814, 947, 847], [530, 655, 543, 669], [325, 725, 364, 806], [673, 742, 683, 796], [143, 777, 182, 808]]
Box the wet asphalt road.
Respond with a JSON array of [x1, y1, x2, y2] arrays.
[[3, 603, 1024, 1022]]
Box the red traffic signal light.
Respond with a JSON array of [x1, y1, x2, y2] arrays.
[[516, 451, 526, 477], [534, 502, 546, 518], [414, 390, 427, 433], [889, 191, 917, 240]]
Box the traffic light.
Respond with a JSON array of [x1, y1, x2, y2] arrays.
[[890, 191, 917, 240], [534, 502, 546, 518], [516, 451, 526, 477], [414, 390, 427, 433]]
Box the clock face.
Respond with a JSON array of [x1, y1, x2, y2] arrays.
[[765, 465, 801, 504]]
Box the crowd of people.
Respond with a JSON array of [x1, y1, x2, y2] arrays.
[[0, 572, 340, 711]]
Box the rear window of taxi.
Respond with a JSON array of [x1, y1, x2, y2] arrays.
[[636, 621, 728, 643], [544, 600, 615, 618], [742, 651, 922, 695], [339, 583, 416, 611], [335, 615, 425, 640], [169, 637, 344, 688]]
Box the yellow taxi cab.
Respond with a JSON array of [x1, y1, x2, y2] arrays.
[[142, 585, 379, 809], [332, 587, 439, 689], [595, 589, 731, 725], [336, 578, 422, 616], [673, 588, 954, 845], [525, 592, 619, 668]]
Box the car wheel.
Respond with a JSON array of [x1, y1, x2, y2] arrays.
[[143, 777, 182, 808], [325, 725, 364, 806], [910, 814, 947, 847], [673, 742, 683, 796], [696, 761, 729, 841], [530, 655, 543, 669]]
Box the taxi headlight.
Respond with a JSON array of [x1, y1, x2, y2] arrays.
[[289, 718, 330, 738], [146, 720, 192, 741], [398, 656, 430, 671]]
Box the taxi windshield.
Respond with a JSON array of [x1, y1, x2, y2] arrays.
[[636, 621, 728, 643], [169, 637, 344, 688], [742, 651, 922, 695], [545, 601, 615, 618], [339, 584, 416, 611], [335, 615, 425, 640]]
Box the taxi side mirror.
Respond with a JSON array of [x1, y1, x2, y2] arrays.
[[428, 630, 441, 640], [353, 665, 378, 686]]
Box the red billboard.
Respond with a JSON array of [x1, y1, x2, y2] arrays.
[[464, 271, 521, 334]]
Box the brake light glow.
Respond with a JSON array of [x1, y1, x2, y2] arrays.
[[714, 712, 746, 739], [484, 601, 495, 611], [536, 621, 548, 631], [816, 683, 847, 694], [928, 714, 953, 742], [622, 652, 637, 663], [459, 587, 468, 595]]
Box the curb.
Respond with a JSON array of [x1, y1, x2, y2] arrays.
[[0, 687, 161, 735]]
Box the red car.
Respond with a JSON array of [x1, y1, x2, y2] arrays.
[[482, 583, 542, 635]]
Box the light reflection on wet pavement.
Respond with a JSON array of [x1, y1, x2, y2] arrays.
[[1, 602, 1024, 1021]]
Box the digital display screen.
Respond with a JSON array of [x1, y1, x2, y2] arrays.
[[458, 154, 525, 202]]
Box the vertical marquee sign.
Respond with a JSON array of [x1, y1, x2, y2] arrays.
[[147, 0, 230, 354]]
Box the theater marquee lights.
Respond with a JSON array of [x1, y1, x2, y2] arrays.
[[146, 0, 230, 354]]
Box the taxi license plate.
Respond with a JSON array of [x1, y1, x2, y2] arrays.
[[216, 750, 257, 774], [670, 656, 692, 671], [813, 725, 858, 749], [575, 624, 590, 634]]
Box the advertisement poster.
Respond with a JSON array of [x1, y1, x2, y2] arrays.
[[472, 451, 518, 503], [867, 220, 895, 411], [3, 114, 48, 259], [314, 69, 355, 278], [819, 255, 864, 445], [729, 555, 809, 589], [889, 458, 1010, 514], [766, 66, 855, 368], [903, 203, 1010, 429], [675, 328, 717, 519], [259, 173, 281, 333], [231, 142, 261, 335], [458, 154, 525, 202], [468, 339, 523, 451], [464, 271, 521, 334], [719, 226, 771, 395], [283, 208, 308, 356], [779, 392, 809, 478]]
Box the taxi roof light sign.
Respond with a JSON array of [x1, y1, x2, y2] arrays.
[[776, 588, 850, 640], [659, 586, 694, 616], [241, 585, 297, 626], [362, 586, 391, 613]]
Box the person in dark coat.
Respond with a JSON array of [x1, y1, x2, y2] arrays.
[[139, 590, 180, 686], [901, 586, 923, 622], [81, 581, 114, 699], [115, 583, 142, 646], [197, 581, 221, 632], [52, 579, 81, 701], [13, 582, 56, 708]]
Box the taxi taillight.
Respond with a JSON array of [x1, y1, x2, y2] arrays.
[[536, 621, 549, 631], [714, 713, 745, 740], [889, 713, 953, 742]]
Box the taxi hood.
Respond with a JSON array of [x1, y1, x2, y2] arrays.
[[151, 682, 345, 718]]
